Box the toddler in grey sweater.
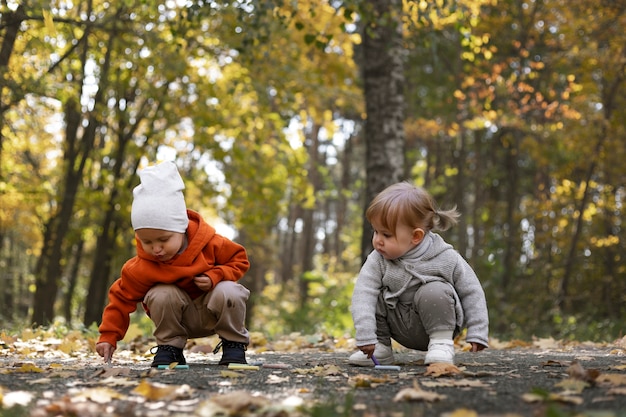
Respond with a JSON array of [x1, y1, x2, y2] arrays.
[[350, 182, 489, 365]]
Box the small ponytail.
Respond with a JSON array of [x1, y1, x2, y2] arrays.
[[433, 207, 460, 232]]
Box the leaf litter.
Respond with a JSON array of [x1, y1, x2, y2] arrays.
[[1, 327, 626, 415]]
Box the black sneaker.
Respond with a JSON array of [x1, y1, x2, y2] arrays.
[[213, 339, 247, 365], [150, 345, 186, 367]]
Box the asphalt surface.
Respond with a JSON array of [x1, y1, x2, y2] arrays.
[[1, 342, 625, 416]]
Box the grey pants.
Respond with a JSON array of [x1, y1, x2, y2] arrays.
[[375, 280, 458, 351], [143, 281, 250, 349]]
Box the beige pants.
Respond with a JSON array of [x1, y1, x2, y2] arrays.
[[143, 281, 250, 349]]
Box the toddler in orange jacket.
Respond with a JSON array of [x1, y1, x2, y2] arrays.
[[96, 161, 251, 367]]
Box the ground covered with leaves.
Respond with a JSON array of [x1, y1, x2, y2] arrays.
[[1, 328, 625, 416]]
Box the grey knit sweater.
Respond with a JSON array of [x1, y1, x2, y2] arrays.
[[351, 232, 489, 348]]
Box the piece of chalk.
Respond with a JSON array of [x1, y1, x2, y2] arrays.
[[227, 363, 260, 370], [371, 355, 380, 366], [157, 364, 190, 369], [374, 365, 401, 370], [261, 363, 291, 369]]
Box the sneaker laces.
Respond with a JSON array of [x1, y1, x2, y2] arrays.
[[150, 345, 176, 354], [150, 345, 184, 358], [213, 340, 247, 354]]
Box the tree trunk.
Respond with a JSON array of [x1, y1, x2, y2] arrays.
[[31, 106, 89, 325], [360, 0, 406, 263], [63, 240, 84, 323], [83, 210, 119, 326], [336, 130, 355, 268], [299, 123, 322, 307], [31, 26, 115, 325], [83, 128, 135, 326], [502, 132, 520, 290], [279, 198, 298, 285]]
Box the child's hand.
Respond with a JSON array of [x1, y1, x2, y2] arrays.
[[358, 344, 376, 358], [194, 274, 214, 291], [96, 342, 115, 363], [470, 342, 486, 352]]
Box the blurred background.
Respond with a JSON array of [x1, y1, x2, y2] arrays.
[[1, 0, 624, 342]]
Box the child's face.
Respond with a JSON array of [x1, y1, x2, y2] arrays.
[[370, 219, 423, 260], [135, 228, 186, 262]]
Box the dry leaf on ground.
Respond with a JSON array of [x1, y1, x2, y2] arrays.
[[197, 390, 269, 416], [424, 362, 462, 377], [393, 380, 446, 402], [554, 378, 589, 394], [522, 392, 583, 405], [567, 361, 600, 383], [133, 380, 192, 401], [349, 373, 393, 388], [422, 378, 490, 388], [597, 373, 626, 387]]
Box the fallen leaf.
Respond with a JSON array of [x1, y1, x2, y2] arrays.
[[422, 378, 490, 388], [522, 392, 583, 405], [607, 387, 626, 395], [554, 378, 588, 393], [424, 363, 462, 377], [205, 390, 269, 414], [2, 390, 34, 407], [443, 409, 479, 417], [265, 374, 290, 384], [93, 367, 131, 378], [597, 373, 626, 386], [349, 373, 392, 388], [505, 339, 532, 348], [0, 332, 18, 345], [393, 380, 446, 402], [41, 397, 103, 415], [100, 376, 138, 387], [133, 380, 192, 401], [532, 337, 561, 350], [293, 364, 344, 376], [567, 361, 599, 383], [72, 387, 125, 404], [28, 378, 52, 385], [16, 363, 44, 373]]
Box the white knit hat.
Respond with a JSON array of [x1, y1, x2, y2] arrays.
[[131, 161, 189, 233]]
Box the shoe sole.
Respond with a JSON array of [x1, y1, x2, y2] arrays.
[[348, 358, 394, 366]]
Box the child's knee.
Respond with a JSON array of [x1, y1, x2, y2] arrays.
[[413, 281, 455, 307], [211, 281, 250, 303], [144, 284, 183, 305]]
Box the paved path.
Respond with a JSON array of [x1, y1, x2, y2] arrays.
[[1, 343, 625, 416]]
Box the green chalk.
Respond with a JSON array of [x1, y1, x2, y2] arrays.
[[157, 364, 189, 369]]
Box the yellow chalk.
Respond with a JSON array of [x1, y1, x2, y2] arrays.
[[227, 363, 259, 370]]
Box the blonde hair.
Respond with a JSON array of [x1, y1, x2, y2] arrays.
[[366, 182, 460, 234]]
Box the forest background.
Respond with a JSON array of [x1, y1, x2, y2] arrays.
[[0, 0, 624, 345]]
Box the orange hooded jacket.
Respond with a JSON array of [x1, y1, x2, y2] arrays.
[[98, 209, 249, 348]]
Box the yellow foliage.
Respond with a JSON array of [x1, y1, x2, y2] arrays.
[[42, 10, 57, 36], [590, 235, 620, 248]]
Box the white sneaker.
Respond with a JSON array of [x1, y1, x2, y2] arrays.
[[348, 342, 394, 366], [424, 339, 455, 364]]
